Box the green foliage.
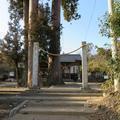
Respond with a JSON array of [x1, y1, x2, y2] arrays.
[[99, 12, 111, 38], [96, 46, 111, 59], [89, 56, 108, 72], [1, 1, 23, 66], [101, 55, 120, 92], [110, 13, 120, 38], [98, 1, 120, 92], [108, 57, 120, 80], [2, 33, 23, 66], [8, 0, 23, 18], [1, 0, 24, 86], [99, 0, 120, 38], [7, 0, 80, 86], [62, 0, 80, 22], [88, 46, 111, 73], [113, 0, 120, 13], [30, 3, 52, 62], [101, 79, 114, 93]]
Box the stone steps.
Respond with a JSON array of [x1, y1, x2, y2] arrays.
[[13, 114, 90, 120], [0, 96, 102, 102], [39, 87, 101, 93], [25, 92, 103, 97], [20, 106, 96, 115], [10, 87, 102, 120], [18, 91, 99, 116], [27, 100, 87, 107]]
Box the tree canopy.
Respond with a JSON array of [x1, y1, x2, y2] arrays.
[[62, 0, 80, 22], [9, 0, 80, 22], [99, 0, 120, 38]]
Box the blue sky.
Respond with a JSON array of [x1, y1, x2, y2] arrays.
[[0, 0, 9, 39], [0, 0, 110, 53]]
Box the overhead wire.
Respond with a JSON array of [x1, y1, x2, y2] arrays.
[[84, 0, 97, 40], [39, 1, 96, 57]]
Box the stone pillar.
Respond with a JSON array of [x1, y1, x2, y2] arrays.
[[81, 41, 88, 89], [32, 42, 39, 88]]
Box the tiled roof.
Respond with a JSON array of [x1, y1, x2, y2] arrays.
[[60, 54, 81, 63]]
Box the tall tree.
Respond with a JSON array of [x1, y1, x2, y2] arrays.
[[8, 0, 23, 18], [27, 0, 38, 88], [108, 0, 120, 91], [99, 0, 120, 91], [8, 0, 28, 86], [48, 0, 62, 85], [1, 0, 23, 86], [8, 0, 80, 86], [48, 0, 80, 85], [62, 0, 80, 22], [23, 0, 29, 86]]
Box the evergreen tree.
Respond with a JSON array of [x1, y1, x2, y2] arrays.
[[62, 0, 80, 22], [1, 0, 23, 86], [23, 0, 29, 86], [27, 0, 38, 88], [8, 0, 80, 86], [48, 0, 80, 85]]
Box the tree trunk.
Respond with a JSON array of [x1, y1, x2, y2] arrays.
[[48, 0, 63, 85], [111, 38, 120, 91], [27, 0, 38, 88], [15, 65, 19, 87], [108, 0, 120, 91], [23, 0, 29, 87]]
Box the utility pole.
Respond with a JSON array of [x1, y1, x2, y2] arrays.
[[108, 0, 120, 91]]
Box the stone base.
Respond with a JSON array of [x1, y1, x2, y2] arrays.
[[80, 86, 102, 93], [80, 86, 93, 92]]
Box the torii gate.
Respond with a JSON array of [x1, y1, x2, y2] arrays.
[[28, 0, 120, 92], [31, 41, 88, 89]]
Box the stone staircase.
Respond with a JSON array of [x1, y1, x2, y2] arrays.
[[9, 87, 103, 120]]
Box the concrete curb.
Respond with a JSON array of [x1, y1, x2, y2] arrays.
[[8, 100, 29, 120]]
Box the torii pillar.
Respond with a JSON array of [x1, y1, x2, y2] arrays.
[[81, 41, 88, 89], [32, 42, 39, 88]]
